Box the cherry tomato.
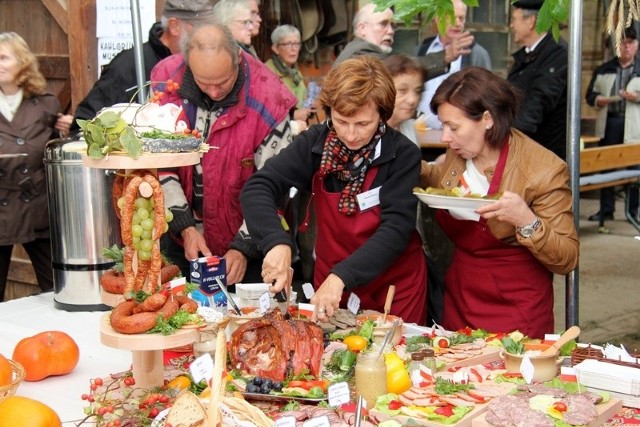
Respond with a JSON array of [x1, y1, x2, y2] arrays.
[[553, 402, 568, 412]]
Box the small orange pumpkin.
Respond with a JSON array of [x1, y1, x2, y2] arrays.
[[12, 331, 80, 382], [0, 396, 61, 426], [0, 353, 12, 386]]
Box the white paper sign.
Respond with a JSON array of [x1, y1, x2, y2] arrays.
[[259, 292, 271, 314], [347, 293, 360, 315], [544, 333, 561, 342], [520, 355, 535, 384], [275, 416, 297, 427], [96, 0, 155, 38], [190, 353, 214, 384], [302, 416, 330, 427], [328, 382, 350, 407], [302, 282, 315, 299]]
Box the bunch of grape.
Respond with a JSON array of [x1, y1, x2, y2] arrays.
[[117, 195, 173, 261], [245, 376, 283, 394]]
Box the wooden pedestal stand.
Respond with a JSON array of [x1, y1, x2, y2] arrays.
[[84, 151, 201, 388]]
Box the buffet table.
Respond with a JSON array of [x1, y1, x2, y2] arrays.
[[2, 292, 640, 426], [0, 292, 131, 423]]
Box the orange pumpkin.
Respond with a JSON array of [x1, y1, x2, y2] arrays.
[[12, 331, 80, 382], [0, 353, 11, 386], [0, 396, 61, 427]]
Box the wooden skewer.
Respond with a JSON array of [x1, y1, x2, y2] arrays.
[[382, 285, 396, 324]]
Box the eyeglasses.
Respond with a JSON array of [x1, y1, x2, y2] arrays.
[[367, 20, 396, 31], [277, 42, 302, 49], [234, 19, 255, 28]]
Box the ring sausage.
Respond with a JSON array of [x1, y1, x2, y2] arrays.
[[100, 269, 125, 294], [175, 295, 198, 313], [110, 297, 179, 334], [132, 293, 167, 314]]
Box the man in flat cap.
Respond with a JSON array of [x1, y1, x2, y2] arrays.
[[70, 0, 216, 130], [585, 25, 640, 223], [507, 0, 568, 160]]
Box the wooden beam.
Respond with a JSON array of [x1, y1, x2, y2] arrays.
[[41, 0, 68, 34], [57, 79, 72, 113], [68, 0, 97, 112]]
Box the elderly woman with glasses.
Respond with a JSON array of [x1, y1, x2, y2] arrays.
[[241, 56, 428, 324], [214, 0, 257, 57], [266, 25, 314, 133]]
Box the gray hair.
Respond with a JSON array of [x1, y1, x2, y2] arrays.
[[213, 0, 251, 27], [520, 8, 539, 19], [270, 25, 300, 45], [184, 23, 241, 69]]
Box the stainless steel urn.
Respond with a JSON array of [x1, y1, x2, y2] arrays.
[[44, 138, 120, 311]]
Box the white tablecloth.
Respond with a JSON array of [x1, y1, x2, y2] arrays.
[[0, 293, 131, 423]]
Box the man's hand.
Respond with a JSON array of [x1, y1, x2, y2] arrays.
[[181, 226, 211, 260], [224, 249, 248, 285], [444, 31, 474, 64]]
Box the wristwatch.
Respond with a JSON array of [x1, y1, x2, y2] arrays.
[[516, 217, 541, 238]]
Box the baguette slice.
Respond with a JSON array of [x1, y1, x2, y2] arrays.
[[165, 390, 207, 427]]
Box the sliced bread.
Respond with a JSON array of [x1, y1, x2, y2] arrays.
[[165, 390, 207, 427]]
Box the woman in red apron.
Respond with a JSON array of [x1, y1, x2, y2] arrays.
[[240, 56, 428, 325], [420, 68, 578, 338]]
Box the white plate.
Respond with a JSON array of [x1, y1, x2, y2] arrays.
[[414, 192, 498, 210]]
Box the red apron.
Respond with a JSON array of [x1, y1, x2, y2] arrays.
[[313, 167, 428, 325], [436, 142, 553, 338]]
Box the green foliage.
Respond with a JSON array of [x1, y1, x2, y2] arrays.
[[372, 0, 478, 33], [372, 0, 570, 41], [102, 245, 125, 273]]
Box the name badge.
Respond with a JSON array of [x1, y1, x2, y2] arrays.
[[356, 187, 380, 211]]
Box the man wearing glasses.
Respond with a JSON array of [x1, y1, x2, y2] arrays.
[[334, 3, 473, 81]]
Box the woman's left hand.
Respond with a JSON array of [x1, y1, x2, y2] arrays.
[[475, 190, 537, 227], [310, 273, 345, 322]]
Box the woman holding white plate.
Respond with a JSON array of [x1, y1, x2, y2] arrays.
[[419, 67, 578, 338]]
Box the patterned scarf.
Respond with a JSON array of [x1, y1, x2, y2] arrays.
[[271, 54, 302, 86], [319, 122, 385, 215]]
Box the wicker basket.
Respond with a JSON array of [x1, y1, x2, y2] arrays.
[[571, 344, 640, 369], [0, 360, 26, 403]]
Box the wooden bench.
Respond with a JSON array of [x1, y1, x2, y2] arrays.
[[579, 143, 640, 232]]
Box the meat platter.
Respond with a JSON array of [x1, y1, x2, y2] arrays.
[[472, 396, 622, 426]]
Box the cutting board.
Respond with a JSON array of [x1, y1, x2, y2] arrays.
[[471, 397, 623, 426]]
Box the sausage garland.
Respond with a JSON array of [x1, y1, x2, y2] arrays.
[[108, 172, 199, 335]]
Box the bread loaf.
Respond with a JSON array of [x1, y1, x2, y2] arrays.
[[165, 390, 206, 427]]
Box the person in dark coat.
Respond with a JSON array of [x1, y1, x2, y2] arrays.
[[0, 32, 71, 301], [333, 3, 473, 82], [70, 0, 216, 132], [507, 0, 568, 160]]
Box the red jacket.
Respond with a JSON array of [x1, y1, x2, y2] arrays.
[[151, 52, 297, 254]]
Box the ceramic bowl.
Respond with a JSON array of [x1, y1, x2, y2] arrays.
[[500, 347, 564, 382], [356, 313, 404, 347]]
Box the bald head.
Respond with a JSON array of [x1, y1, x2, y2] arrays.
[[185, 24, 242, 101]]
